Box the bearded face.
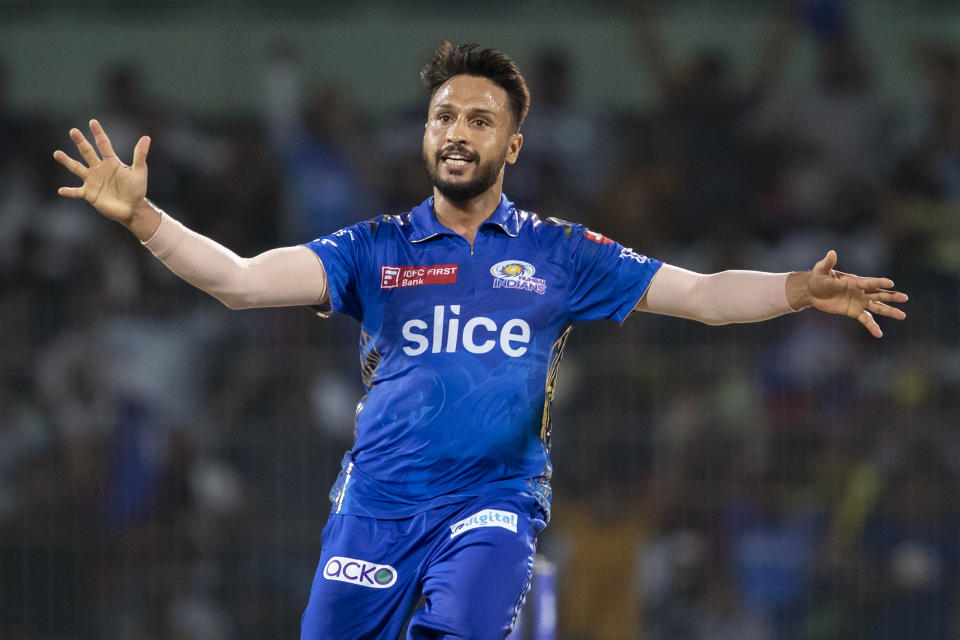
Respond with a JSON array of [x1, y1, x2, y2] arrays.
[[422, 75, 522, 206]]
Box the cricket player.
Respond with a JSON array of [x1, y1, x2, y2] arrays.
[[54, 42, 906, 639]]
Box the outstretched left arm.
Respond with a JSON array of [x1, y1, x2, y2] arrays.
[[636, 250, 907, 338]]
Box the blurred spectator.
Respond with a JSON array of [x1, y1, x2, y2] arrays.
[[283, 85, 382, 240], [0, 61, 24, 164], [859, 444, 960, 639], [97, 63, 229, 218], [0, 96, 60, 281], [549, 483, 646, 640], [759, 311, 858, 429], [508, 48, 612, 218], [722, 444, 829, 640], [636, 503, 712, 639], [751, 36, 885, 225], [193, 117, 282, 256], [629, 2, 796, 257], [260, 46, 382, 241], [885, 41, 960, 341], [591, 112, 677, 254], [97, 65, 160, 158], [892, 42, 960, 203], [261, 41, 305, 155]]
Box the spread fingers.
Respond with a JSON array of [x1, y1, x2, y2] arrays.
[[57, 186, 86, 199], [53, 149, 89, 178], [89, 119, 117, 159], [69, 128, 100, 166]]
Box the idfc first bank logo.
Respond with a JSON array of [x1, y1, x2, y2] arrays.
[[381, 264, 458, 289], [323, 556, 397, 589]]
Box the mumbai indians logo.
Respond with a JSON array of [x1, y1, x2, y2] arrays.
[[323, 556, 397, 589], [490, 260, 546, 295]]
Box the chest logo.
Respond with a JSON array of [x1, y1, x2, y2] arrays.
[[490, 260, 546, 295], [381, 264, 458, 289]]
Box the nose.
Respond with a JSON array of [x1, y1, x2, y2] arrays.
[[446, 115, 470, 143]]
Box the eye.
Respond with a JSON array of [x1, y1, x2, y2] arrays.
[[437, 113, 452, 123], [473, 119, 489, 127]]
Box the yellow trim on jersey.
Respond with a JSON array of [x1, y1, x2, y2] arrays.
[[541, 325, 572, 445]]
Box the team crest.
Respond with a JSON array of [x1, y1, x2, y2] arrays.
[[490, 260, 546, 295]]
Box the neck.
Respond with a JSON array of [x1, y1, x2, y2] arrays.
[[432, 184, 503, 245]]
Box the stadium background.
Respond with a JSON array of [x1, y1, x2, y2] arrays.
[[1, 0, 959, 638]]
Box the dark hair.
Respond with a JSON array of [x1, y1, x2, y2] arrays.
[[420, 42, 530, 132]]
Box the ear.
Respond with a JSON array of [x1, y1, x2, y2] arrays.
[[505, 132, 523, 165]]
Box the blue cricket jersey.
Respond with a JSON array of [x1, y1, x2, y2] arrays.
[[304, 194, 662, 521]]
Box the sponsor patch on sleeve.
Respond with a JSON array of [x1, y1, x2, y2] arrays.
[[585, 229, 614, 244]]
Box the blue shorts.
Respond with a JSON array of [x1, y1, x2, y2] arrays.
[[300, 490, 546, 639]]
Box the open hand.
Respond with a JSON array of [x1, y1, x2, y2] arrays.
[[53, 119, 151, 225], [792, 250, 908, 338]]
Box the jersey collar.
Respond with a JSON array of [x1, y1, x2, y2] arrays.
[[407, 194, 520, 242]]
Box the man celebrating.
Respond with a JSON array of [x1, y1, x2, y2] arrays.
[[54, 42, 906, 639]]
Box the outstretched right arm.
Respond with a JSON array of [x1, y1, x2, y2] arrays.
[[54, 120, 328, 309]]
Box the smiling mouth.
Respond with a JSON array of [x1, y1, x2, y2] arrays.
[[438, 148, 475, 168]]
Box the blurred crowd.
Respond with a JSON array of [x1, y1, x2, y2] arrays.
[[2, 3, 960, 639]]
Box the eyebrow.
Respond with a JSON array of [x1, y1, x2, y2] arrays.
[[432, 103, 499, 119]]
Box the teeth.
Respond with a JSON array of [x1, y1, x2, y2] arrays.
[[445, 158, 470, 165]]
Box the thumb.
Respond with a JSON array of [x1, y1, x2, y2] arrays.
[[813, 249, 837, 275], [132, 136, 151, 170]]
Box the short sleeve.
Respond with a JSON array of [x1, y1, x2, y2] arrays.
[[568, 226, 662, 323], [303, 222, 372, 321]]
